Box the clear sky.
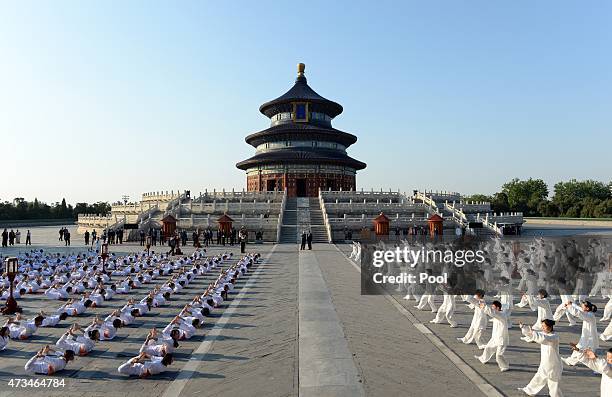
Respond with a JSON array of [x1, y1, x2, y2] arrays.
[[1, 1, 610, 205]]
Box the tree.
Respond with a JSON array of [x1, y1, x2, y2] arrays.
[[537, 200, 559, 217], [552, 179, 611, 215], [463, 194, 492, 203], [501, 178, 549, 216], [490, 192, 510, 213], [594, 199, 612, 218]]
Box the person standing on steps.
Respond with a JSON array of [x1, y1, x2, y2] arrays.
[[307, 230, 312, 250], [300, 231, 306, 250]]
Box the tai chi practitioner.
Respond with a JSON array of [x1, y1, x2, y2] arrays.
[[415, 269, 438, 312], [601, 294, 612, 322], [117, 351, 173, 378], [516, 268, 538, 308], [562, 301, 599, 366], [601, 320, 612, 342], [430, 284, 457, 328], [475, 301, 509, 372], [553, 279, 577, 326], [570, 345, 611, 396], [521, 289, 553, 343], [457, 290, 487, 348], [24, 345, 75, 375], [518, 319, 564, 397], [589, 263, 609, 297]]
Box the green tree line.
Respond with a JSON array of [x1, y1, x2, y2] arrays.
[[465, 178, 612, 218], [0, 198, 111, 221]]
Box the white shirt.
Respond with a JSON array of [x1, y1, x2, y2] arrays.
[[521, 325, 563, 381], [577, 351, 611, 396], [24, 354, 67, 375], [483, 306, 509, 346], [567, 304, 599, 349]]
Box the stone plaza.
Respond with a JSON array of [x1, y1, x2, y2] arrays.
[[1, 65, 610, 397]]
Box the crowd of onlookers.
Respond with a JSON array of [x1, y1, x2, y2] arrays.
[[1, 228, 32, 247]]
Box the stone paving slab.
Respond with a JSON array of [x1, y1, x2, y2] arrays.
[[298, 249, 364, 397]]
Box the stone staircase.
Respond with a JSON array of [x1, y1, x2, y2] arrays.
[[278, 197, 298, 243], [308, 198, 329, 243]]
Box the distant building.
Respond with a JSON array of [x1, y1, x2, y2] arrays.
[[236, 63, 366, 197]]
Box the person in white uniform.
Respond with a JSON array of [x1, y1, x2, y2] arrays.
[[474, 300, 510, 372], [518, 319, 564, 397], [117, 351, 173, 378], [24, 345, 75, 375], [430, 284, 457, 328], [562, 300, 599, 366], [570, 345, 611, 397], [457, 289, 487, 349], [521, 289, 553, 343], [0, 327, 9, 351]]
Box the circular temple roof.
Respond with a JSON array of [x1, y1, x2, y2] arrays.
[[259, 64, 343, 119], [245, 123, 358, 148], [236, 147, 366, 171]]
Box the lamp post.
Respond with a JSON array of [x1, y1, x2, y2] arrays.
[[2, 257, 22, 314], [101, 243, 109, 273], [145, 235, 152, 256]]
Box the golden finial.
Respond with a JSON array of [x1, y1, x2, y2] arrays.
[[297, 63, 305, 77]]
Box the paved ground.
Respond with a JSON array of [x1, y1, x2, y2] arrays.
[[336, 244, 609, 397], [0, 241, 609, 397]]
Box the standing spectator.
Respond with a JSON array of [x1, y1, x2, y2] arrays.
[[300, 232, 306, 250], [9, 230, 15, 246], [307, 230, 313, 250], [91, 230, 97, 245], [15, 230, 21, 244], [25, 230, 31, 246], [168, 235, 176, 255], [139, 230, 145, 246], [64, 230, 71, 246], [118, 229, 124, 244], [84, 230, 90, 246], [59, 228, 64, 241], [239, 227, 248, 254], [2, 229, 8, 247]]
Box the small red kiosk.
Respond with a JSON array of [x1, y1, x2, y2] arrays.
[[427, 214, 444, 237], [373, 212, 390, 237], [217, 213, 234, 235], [161, 214, 177, 238]]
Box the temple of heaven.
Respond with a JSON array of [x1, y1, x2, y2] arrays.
[[236, 63, 367, 197]]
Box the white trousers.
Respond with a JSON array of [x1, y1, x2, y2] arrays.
[[477, 343, 508, 370], [416, 294, 437, 311], [522, 371, 563, 397]]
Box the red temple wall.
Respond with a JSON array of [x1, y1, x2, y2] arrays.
[[246, 172, 356, 197]]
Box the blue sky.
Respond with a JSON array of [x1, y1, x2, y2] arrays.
[[1, 1, 610, 204]]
